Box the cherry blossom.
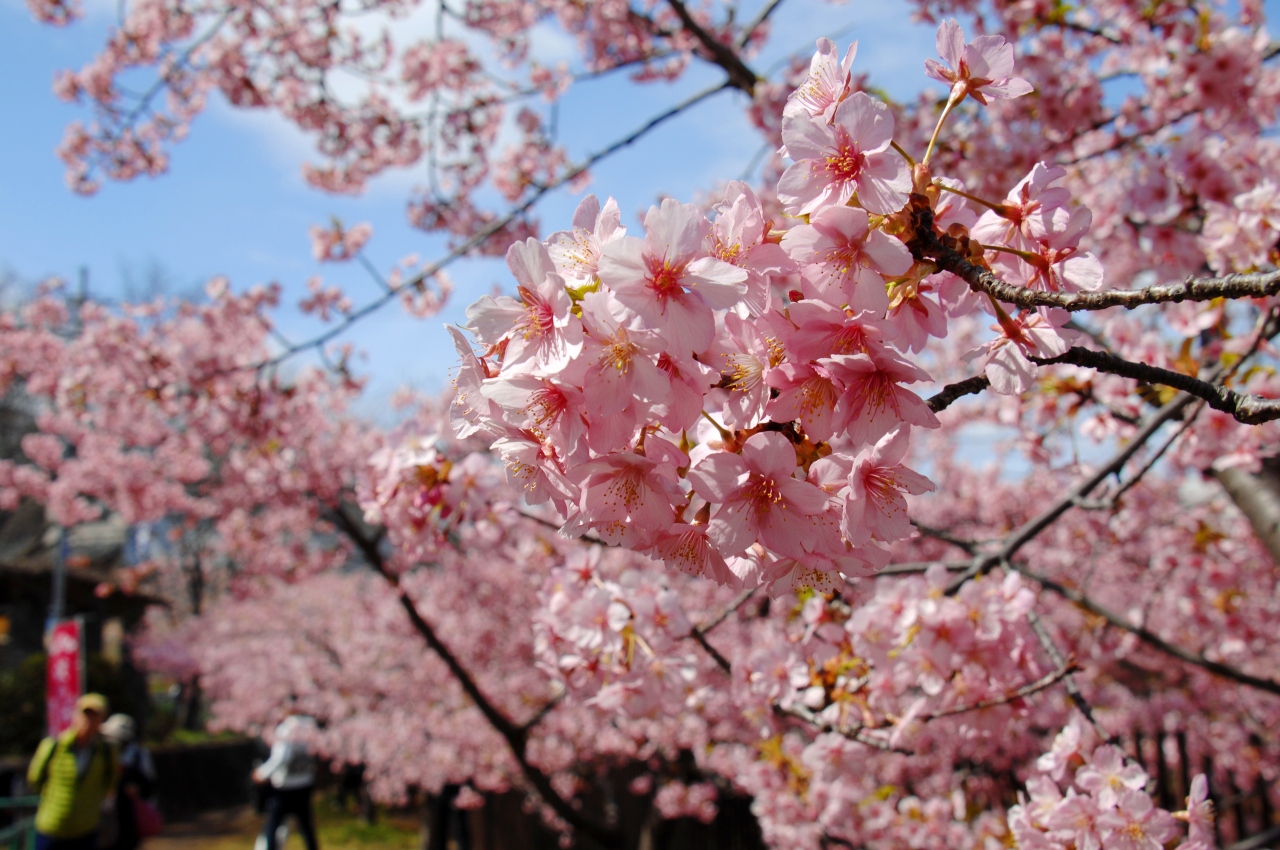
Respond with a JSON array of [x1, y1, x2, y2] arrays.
[[688, 432, 829, 559], [925, 20, 1033, 106], [778, 92, 911, 216]]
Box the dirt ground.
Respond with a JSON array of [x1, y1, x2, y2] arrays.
[[148, 804, 421, 850]]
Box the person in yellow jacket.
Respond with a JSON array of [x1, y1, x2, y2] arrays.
[[27, 693, 119, 850]]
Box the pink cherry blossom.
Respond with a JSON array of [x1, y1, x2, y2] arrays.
[[841, 428, 935, 546], [1096, 790, 1181, 850], [598, 199, 747, 354], [777, 92, 911, 216], [972, 163, 1074, 250], [562, 449, 684, 549], [964, 311, 1072, 395], [925, 19, 1033, 106], [1076, 745, 1150, 810], [1036, 718, 1084, 781], [822, 351, 940, 447], [576, 291, 671, 420], [465, 238, 583, 374], [688, 432, 830, 559], [649, 521, 736, 586], [707, 312, 782, 429], [781, 205, 913, 314], [765, 362, 841, 443], [784, 301, 896, 362], [1179, 774, 1215, 850], [786, 38, 858, 123], [545, 194, 626, 290]]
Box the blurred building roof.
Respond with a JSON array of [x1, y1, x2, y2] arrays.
[[0, 500, 126, 584]]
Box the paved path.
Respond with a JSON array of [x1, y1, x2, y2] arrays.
[[148, 806, 261, 850]]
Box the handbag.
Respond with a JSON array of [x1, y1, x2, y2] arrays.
[[132, 797, 164, 840]]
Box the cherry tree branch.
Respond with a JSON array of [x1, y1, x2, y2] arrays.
[[1073, 402, 1205, 510], [1029, 348, 1280, 425], [686, 589, 755, 673], [260, 81, 731, 369], [1026, 609, 1123, 747], [328, 506, 620, 846], [517, 689, 565, 736], [911, 659, 1077, 722], [736, 0, 787, 48], [689, 627, 733, 672], [910, 206, 1280, 311], [874, 560, 969, 575], [927, 375, 991, 413], [664, 0, 760, 92], [1012, 561, 1280, 698], [698, 586, 757, 633], [943, 394, 1197, 593], [1228, 825, 1280, 850], [775, 704, 913, 754]]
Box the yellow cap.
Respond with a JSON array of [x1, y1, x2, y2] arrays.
[[75, 693, 108, 715]]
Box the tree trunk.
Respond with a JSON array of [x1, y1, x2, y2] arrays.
[[181, 676, 203, 731], [1212, 457, 1280, 566]]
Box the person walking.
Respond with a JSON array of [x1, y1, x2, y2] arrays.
[[26, 693, 119, 850], [100, 714, 158, 850], [252, 715, 320, 850]]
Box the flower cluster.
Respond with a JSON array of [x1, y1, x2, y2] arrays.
[[455, 23, 1066, 595], [1011, 724, 1213, 850]]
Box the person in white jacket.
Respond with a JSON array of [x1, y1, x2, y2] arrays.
[[252, 716, 319, 850]]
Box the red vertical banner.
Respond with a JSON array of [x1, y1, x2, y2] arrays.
[[46, 618, 84, 736]]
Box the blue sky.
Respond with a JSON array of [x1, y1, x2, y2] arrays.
[[0, 0, 950, 416]]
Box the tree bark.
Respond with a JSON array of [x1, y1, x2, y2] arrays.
[[1212, 457, 1280, 566]]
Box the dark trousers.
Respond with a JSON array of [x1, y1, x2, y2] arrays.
[[35, 833, 97, 850], [108, 790, 140, 850], [262, 786, 319, 850]]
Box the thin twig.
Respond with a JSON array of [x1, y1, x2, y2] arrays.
[[516, 508, 608, 548], [517, 689, 565, 735], [912, 660, 1077, 722], [685, 588, 756, 673], [735, 0, 787, 48], [776, 704, 913, 754], [259, 82, 731, 369], [698, 586, 757, 633], [1026, 609, 1122, 746], [1015, 563, 1280, 698], [1092, 401, 1206, 508], [943, 394, 1195, 594]]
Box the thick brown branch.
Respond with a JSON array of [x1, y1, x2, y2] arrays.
[[329, 507, 620, 846], [1031, 347, 1280, 425], [927, 375, 991, 412], [1014, 563, 1280, 698], [910, 206, 1280, 312], [665, 0, 759, 92]]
